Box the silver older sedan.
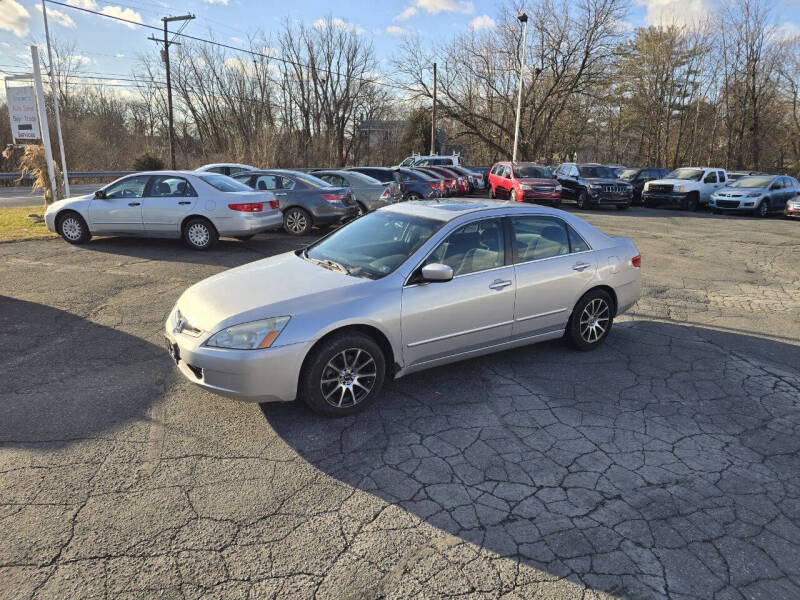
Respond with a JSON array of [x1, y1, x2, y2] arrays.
[[44, 171, 283, 250], [165, 200, 641, 416]]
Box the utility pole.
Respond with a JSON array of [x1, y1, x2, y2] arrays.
[[41, 0, 70, 197], [30, 46, 58, 203], [149, 13, 194, 169], [512, 13, 528, 163], [430, 62, 437, 155]]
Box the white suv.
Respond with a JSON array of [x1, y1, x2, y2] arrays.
[[641, 167, 727, 211], [398, 154, 465, 168]]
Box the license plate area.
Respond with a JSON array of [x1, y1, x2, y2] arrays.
[[166, 338, 181, 365]]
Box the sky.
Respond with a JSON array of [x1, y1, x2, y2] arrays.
[[1, 0, 799, 92]]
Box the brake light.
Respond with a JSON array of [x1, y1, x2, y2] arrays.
[[380, 187, 390, 198], [268, 200, 279, 210], [228, 203, 263, 212], [321, 193, 347, 202], [428, 182, 439, 188], [631, 254, 641, 268]]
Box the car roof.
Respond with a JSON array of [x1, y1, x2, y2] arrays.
[[195, 163, 254, 169], [381, 199, 563, 222]]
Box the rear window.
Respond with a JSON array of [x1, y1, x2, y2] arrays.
[[196, 174, 252, 192]]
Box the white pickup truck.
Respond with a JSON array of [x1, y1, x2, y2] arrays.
[[641, 167, 728, 211]]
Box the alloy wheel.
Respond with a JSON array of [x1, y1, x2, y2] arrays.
[[320, 347, 377, 409], [759, 201, 768, 217], [286, 210, 308, 234], [579, 298, 610, 344], [60, 217, 82, 241], [187, 223, 210, 247]]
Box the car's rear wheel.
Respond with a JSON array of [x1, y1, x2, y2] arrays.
[[406, 192, 422, 201], [566, 289, 614, 350], [356, 201, 367, 217], [755, 200, 769, 218], [57, 212, 91, 244], [299, 332, 386, 417], [284, 207, 312, 235], [685, 193, 699, 212], [183, 217, 218, 250], [576, 191, 588, 209]]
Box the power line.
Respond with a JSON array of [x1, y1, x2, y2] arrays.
[[44, 0, 408, 92]]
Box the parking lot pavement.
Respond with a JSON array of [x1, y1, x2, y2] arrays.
[[1, 206, 799, 599]]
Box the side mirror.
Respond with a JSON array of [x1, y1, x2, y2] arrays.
[[94, 190, 106, 199], [504, 172, 511, 179], [421, 263, 454, 283]]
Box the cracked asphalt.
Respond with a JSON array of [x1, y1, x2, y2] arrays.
[[1, 206, 799, 599]]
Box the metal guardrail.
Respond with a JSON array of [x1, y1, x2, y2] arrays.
[[0, 171, 134, 182]]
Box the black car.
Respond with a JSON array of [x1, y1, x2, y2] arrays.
[[618, 167, 669, 205], [554, 163, 634, 210], [392, 167, 443, 200], [232, 169, 358, 235]]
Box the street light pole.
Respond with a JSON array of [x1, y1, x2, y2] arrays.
[[430, 62, 437, 155], [512, 12, 528, 164]]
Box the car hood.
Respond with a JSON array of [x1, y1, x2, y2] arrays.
[[715, 186, 767, 194], [518, 178, 557, 185], [648, 179, 698, 186], [582, 178, 629, 185], [176, 252, 369, 332], [44, 194, 93, 214]]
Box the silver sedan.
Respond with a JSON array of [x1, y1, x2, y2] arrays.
[[44, 171, 283, 250], [165, 200, 642, 416]]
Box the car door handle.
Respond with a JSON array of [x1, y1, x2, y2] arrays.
[[178, 201, 191, 205], [572, 262, 591, 271], [128, 202, 141, 206], [489, 279, 512, 290], [274, 192, 287, 197]]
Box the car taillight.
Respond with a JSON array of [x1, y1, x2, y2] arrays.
[[228, 203, 263, 212], [428, 182, 439, 188], [380, 187, 390, 198], [268, 200, 279, 210], [631, 254, 641, 268], [321, 193, 347, 202]]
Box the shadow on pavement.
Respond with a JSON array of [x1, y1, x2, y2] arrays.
[[263, 320, 800, 599], [0, 296, 171, 447]]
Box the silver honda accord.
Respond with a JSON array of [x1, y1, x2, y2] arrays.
[[165, 200, 641, 416]]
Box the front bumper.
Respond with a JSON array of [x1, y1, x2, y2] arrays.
[[587, 190, 632, 205], [709, 197, 760, 211], [642, 191, 687, 206], [785, 204, 800, 218], [164, 327, 309, 403], [521, 191, 561, 204]]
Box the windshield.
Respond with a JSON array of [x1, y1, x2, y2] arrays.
[[514, 165, 552, 178], [288, 172, 332, 188], [729, 176, 773, 189], [196, 174, 253, 192], [578, 165, 615, 179], [304, 211, 443, 279], [618, 169, 639, 181], [666, 168, 704, 181]]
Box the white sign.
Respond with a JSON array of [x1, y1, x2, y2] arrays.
[[6, 85, 40, 141]]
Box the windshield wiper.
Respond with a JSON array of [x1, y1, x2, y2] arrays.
[[305, 255, 351, 275]]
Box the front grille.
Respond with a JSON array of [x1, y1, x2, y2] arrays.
[[717, 200, 740, 209], [649, 184, 673, 193], [533, 186, 555, 193], [602, 185, 628, 194]]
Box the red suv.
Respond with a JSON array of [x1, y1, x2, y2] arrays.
[[488, 162, 561, 205]]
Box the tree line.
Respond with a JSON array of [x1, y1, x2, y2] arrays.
[[1, 0, 798, 174]]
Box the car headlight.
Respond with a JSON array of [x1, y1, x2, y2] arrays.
[[520, 184, 533, 190], [746, 192, 762, 198], [555, 184, 562, 191], [643, 183, 650, 192], [588, 183, 603, 189], [676, 185, 685, 193], [205, 316, 290, 350]]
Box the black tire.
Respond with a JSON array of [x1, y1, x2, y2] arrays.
[[643, 199, 655, 208], [685, 193, 699, 212], [755, 200, 769, 218], [566, 289, 614, 350], [356, 202, 368, 217], [183, 217, 218, 250], [510, 189, 517, 202], [489, 186, 495, 199], [284, 207, 312, 236], [405, 192, 422, 201], [235, 235, 254, 242], [298, 332, 386, 417], [576, 190, 588, 209], [57, 211, 92, 244], [616, 203, 629, 211]]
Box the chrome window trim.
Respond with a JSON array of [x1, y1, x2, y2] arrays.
[[513, 248, 593, 268]]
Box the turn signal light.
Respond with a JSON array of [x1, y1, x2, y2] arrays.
[[631, 254, 641, 268], [228, 203, 263, 212]]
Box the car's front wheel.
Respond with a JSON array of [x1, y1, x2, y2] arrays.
[[616, 203, 629, 211], [299, 332, 386, 417], [183, 217, 218, 250], [284, 207, 312, 235], [576, 191, 588, 209], [755, 200, 769, 218], [57, 211, 92, 244], [566, 289, 614, 350], [510, 189, 518, 202]]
